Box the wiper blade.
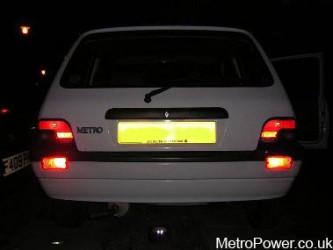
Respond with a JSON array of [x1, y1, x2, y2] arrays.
[[143, 73, 206, 103], [144, 86, 171, 103]]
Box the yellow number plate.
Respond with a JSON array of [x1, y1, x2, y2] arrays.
[[118, 121, 216, 144]]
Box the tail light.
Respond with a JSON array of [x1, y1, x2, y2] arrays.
[[266, 156, 293, 170], [0, 107, 10, 115], [41, 156, 68, 170], [38, 120, 73, 142], [261, 119, 296, 142]]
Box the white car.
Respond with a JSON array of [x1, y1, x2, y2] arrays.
[[32, 26, 304, 208]]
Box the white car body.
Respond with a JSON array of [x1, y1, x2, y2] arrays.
[[32, 26, 302, 203]]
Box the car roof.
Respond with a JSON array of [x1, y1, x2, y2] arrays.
[[82, 26, 252, 37]]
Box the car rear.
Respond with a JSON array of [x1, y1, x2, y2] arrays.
[[31, 26, 302, 203]]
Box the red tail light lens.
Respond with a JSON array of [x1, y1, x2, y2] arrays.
[[0, 107, 10, 115], [261, 119, 296, 142], [266, 156, 293, 170], [38, 120, 73, 142], [41, 157, 68, 170]]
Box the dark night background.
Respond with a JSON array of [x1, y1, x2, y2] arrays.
[[0, 1, 332, 249], [2, 0, 333, 86]]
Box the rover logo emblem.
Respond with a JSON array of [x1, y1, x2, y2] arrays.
[[164, 111, 169, 118]]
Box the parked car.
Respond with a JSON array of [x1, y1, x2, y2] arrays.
[[32, 26, 313, 225], [0, 90, 31, 181]]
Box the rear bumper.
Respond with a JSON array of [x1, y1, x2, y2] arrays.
[[37, 177, 294, 203], [33, 160, 301, 202]]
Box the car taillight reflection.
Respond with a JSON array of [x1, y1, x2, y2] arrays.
[[261, 119, 296, 142], [266, 156, 293, 170], [0, 107, 10, 115], [38, 120, 73, 142], [41, 157, 68, 170]]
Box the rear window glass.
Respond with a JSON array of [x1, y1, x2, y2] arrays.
[[60, 31, 273, 88]]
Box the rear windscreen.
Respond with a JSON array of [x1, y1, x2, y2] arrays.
[[60, 31, 273, 88]]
